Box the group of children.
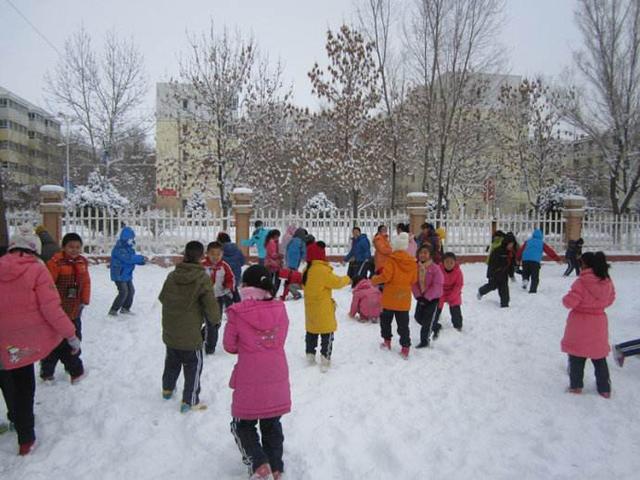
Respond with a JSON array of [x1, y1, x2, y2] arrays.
[[1, 218, 635, 480]]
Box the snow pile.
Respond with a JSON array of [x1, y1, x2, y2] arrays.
[[304, 192, 337, 213], [1, 263, 639, 479], [65, 170, 130, 211]]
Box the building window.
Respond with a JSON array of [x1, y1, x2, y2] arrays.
[[0, 98, 6, 107], [0, 120, 7, 128], [182, 124, 188, 136], [28, 112, 35, 120], [182, 99, 188, 110], [28, 131, 35, 139]]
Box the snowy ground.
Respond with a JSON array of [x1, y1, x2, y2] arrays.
[[2, 262, 640, 480]]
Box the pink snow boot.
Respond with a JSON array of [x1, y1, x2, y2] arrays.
[[380, 339, 391, 350], [400, 346, 410, 359], [250, 463, 274, 479]]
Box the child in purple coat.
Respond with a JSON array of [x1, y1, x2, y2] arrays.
[[412, 245, 444, 348], [224, 265, 291, 480]]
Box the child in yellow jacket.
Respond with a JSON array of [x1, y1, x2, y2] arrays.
[[302, 242, 350, 372]]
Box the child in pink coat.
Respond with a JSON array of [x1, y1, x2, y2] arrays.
[[412, 245, 444, 347], [349, 277, 382, 323], [224, 265, 291, 480], [561, 251, 616, 398], [436, 252, 464, 331], [0, 226, 79, 455]]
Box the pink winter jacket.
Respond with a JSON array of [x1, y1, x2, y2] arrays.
[[224, 287, 291, 420], [561, 269, 616, 359], [412, 262, 444, 301], [407, 237, 417, 258], [0, 252, 76, 370], [349, 279, 382, 320], [439, 263, 463, 309], [264, 239, 283, 273]]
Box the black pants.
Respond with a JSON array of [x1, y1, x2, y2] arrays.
[[522, 261, 541, 293], [204, 297, 227, 354], [40, 317, 84, 379], [3, 364, 35, 445], [231, 416, 284, 474], [564, 257, 581, 276], [568, 355, 610, 393], [110, 280, 135, 312], [414, 299, 440, 344], [0, 369, 15, 425], [347, 260, 373, 286], [162, 347, 204, 405], [436, 304, 463, 330], [271, 272, 282, 296], [616, 338, 640, 357], [305, 332, 334, 359], [380, 309, 411, 347], [479, 276, 510, 307]]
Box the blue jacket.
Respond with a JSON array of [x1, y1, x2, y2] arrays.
[[522, 229, 544, 263], [286, 237, 306, 270], [110, 227, 145, 282], [344, 234, 371, 263], [223, 242, 245, 287], [241, 227, 269, 259]]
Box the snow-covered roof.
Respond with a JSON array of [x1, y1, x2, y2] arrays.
[[40, 185, 66, 193], [407, 192, 428, 198], [233, 187, 253, 194]]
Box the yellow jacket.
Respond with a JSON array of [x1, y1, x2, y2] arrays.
[[303, 261, 350, 334]]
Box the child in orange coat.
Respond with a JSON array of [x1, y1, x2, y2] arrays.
[[42, 233, 90, 383], [371, 233, 418, 359]]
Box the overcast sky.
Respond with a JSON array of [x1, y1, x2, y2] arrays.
[[0, 0, 582, 114]]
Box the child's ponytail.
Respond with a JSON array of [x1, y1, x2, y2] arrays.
[[581, 251, 610, 280], [242, 265, 276, 298]]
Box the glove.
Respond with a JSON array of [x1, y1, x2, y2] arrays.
[[67, 336, 81, 355]]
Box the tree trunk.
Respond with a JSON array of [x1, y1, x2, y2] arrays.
[[352, 188, 359, 227]]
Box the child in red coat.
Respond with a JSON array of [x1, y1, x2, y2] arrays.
[[349, 277, 382, 323], [202, 241, 235, 354], [279, 268, 303, 301], [436, 252, 464, 331], [561, 252, 615, 398]]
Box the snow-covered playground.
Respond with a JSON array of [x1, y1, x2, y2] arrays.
[[1, 262, 639, 480]]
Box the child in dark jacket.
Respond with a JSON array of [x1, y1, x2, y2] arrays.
[[159, 241, 220, 412], [564, 238, 584, 277], [349, 277, 382, 323], [436, 252, 464, 331], [217, 232, 245, 290], [41, 233, 91, 383], [202, 241, 236, 354], [344, 227, 372, 286], [412, 245, 444, 347], [478, 233, 516, 308], [224, 265, 291, 480], [109, 227, 145, 316]]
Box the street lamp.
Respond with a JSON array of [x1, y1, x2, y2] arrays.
[[57, 113, 72, 194]]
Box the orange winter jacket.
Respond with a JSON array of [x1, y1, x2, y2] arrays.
[[47, 252, 91, 320], [373, 233, 392, 271], [371, 251, 418, 311]]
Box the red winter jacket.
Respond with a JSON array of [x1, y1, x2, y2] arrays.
[[439, 263, 463, 309], [265, 239, 284, 273], [47, 251, 91, 320], [202, 258, 235, 298], [561, 269, 615, 359], [0, 252, 76, 370]]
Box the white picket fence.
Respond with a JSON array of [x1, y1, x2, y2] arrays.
[[5, 208, 640, 256]]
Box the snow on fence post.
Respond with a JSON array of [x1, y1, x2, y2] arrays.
[[562, 195, 586, 248], [406, 192, 428, 236], [232, 188, 253, 258], [40, 185, 65, 244]]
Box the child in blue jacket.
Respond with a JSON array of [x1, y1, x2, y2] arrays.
[[241, 221, 269, 265], [109, 227, 145, 316], [343, 227, 372, 287]]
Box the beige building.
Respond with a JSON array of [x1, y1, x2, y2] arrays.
[[155, 82, 221, 212], [0, 86, 63, 204]]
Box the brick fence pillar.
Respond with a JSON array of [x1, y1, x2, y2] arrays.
[[406, 192, 428, 236], [40, 185, 65, 244], [562, 195, 587, 247], [232, 188, 253, 258]]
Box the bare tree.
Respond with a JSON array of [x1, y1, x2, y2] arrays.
[[170, 24, 257, 213], [403, 0, 505, 214], [566, 0, 640, 214], [356, 0, 407, 209], [495, 78, 574, 211], [46, 26, 148, 172], [308, 24, 384, 220]]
